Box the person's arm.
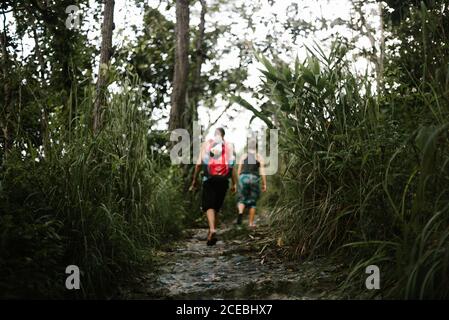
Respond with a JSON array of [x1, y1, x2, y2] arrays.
[[228, 146, 237, 193], [230, 154, 243, 193], [237, 154, 245, 177], [257, 154, 267, 192], [230, 167, 237, 193]]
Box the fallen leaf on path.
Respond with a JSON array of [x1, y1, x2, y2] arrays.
[[277, 237, 284, 247]]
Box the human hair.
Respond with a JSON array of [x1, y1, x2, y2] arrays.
[[216, 127, 225, 137], [247, 137, 257, 153]]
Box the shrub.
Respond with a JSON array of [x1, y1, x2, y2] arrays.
[[0, 79, 186, 298]]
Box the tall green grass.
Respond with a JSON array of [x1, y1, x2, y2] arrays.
[[236, 42, 449, 299], [0, 78, 186, 298]]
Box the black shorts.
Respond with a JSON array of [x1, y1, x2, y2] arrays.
[[201, 176, 229, 212]]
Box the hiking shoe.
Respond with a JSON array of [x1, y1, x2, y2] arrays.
[[207, 232, 218, 246], [236, 214, 243, 225]]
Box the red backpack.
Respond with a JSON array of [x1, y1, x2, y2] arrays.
[[205, 139, 233, 177]]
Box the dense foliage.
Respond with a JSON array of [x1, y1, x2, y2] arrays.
[[1, 0, 449, 299], [0, 80, 186, 298], [235, 1, 449, 299]]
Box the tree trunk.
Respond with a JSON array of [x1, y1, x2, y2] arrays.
[[354, 2, 383, 93], [169, 0, 190, 131], [185, 0, 206, 129], [182, 0, 206, 191], [0, 16, 12, 155], [93, 0, 115, 134], [378, 1, 385, 93]]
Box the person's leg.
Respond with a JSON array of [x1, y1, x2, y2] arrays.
[[206, 208, 217, 241], [236, 203, 245, 225], [202, 179, 218, 245], [206, 209, 218, 246], [208, 177, 228, 232], [237, 174, 248, 225], [249, 207, 256, 227], [248, 175, 260, 228], [213, 177, 229, 213]]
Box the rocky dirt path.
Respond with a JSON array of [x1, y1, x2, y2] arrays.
[[121, 212, 342, 300]]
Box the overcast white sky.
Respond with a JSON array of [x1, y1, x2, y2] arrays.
[[6, 0, 383, 151]]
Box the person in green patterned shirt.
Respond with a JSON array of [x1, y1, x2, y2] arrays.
[[236, 138, 267, 228]]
